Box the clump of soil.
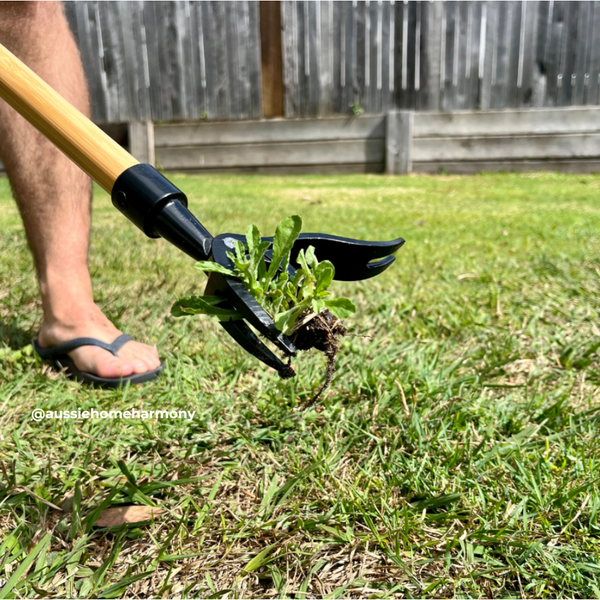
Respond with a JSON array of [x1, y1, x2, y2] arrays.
[[291, 309, 347, 403]]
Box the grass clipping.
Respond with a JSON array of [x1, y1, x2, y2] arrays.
[[172, 216, 355, 399]]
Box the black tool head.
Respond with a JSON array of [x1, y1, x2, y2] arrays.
[[262, 233, 405, 281], [203, 234, 298, 376], [204, 232, 404, 376]]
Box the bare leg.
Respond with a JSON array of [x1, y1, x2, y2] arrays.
[[0, 2, 160, 378]]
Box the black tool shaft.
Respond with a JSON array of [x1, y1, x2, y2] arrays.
[[111, 163, 213, 260]]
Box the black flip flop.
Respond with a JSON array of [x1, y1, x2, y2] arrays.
[[33, 334, 164, 388]]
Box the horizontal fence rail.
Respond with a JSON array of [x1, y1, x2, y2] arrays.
[[64, 1, 600, 124], [1, 107, 598, 175], [154, 116, 386, 173], [411, 107, 600, 173], [149, 107, 600, 175]]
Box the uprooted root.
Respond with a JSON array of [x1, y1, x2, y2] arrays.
[[291, 309, 347, 403]]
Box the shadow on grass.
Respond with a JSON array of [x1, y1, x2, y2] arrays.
[[0, 319, 34, 349]]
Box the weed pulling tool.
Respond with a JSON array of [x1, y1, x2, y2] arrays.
[[0, 43, 404, 376]]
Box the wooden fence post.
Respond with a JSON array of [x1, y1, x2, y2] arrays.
[[128, 121, 155, 166], [260, 1, 284, 118], [386, 110, 413, 174]]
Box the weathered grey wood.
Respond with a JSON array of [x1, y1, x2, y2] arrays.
[[414, 107, 600, 136], [224, 2, 241, 118], [479, 1, 496, 109], [518, 1, 539, 107], [163, 2, 182, 120], [156, 139, 385, 169], [545, 1, 565, 107], [573, 2, 591, 106], [355, 1, 367, 112], [150, 107, 600, 175], [588, 2, 600, 105], [442, 1, 456, 110], [405, 1, 417, 109], [561, 2, 580, 106], [380, 1, 391, 114], [319, 0, 334, 115], [247, 2, 263, 119], [127, 2, 152, 120], [506, 1, 522, 108], [161, 163, 385, 175], [344, 0, 356, 111], [422, 0, 443, 110], [413, 158, 600, 174], [386, 109, 413, 173], [118, 1, 137, 119], [531, 0, 550, 107], [143, 2, 167, 121], [97, 2, 124, 122], [211, 2, 230, 119], [177, 0, 197, 119], [367, 1, 378, 113], [234, 2, 249, 118], [199, 2, 217, 119], [298, 0, 308, 115], [392, 0, 404, 108], [454, 2, 469, 110], [413, 133, 600, 161], [70, 2, 108, 122], [331, 0, 343, 113], [307, 1, 321, 116], [490, 1, 510, 109], [466, 1, 482, 109], [64, 1, 600, 124], [155, 116, 385, 146], [129, 121, 156, 165], [187, 2, 205, 119], [282, 0, 299, 117]]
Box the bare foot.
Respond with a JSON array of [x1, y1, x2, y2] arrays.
[[37, 304, 161, 379]]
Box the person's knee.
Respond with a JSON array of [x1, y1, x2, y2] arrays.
[[0, 1, 63, 39]]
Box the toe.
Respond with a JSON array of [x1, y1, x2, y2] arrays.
[[96, 356, 135, 379], [69, 346, 135, 379], [118, 341, 161, 373], [132, 359, 152, 374]]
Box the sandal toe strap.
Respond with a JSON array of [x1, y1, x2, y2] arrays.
[[33, 334, 134, 359]]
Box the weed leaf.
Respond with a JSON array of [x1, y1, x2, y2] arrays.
[[324, 298, 356, 319], [194, 261, 235, 276], [171, 296, 241, 319], [267, 215, 302, 280]]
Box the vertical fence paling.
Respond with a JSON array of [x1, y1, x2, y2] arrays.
[[63, 0, 262, 123], [281, 0, 600, 117], [64, 1, 600, 123]]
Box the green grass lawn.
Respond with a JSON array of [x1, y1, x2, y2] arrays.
[[2, 172, 600, 598]]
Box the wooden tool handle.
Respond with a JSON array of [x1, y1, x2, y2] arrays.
[[0, 43, 138, 193]]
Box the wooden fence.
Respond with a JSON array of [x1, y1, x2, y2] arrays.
[[63, 1, 262, 123], [150, 107, 600, 174], [64, 1, 600, 124], [281, 0, 600, 116]]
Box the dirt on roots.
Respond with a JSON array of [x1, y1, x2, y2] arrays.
[[290, 309, 347, 403]]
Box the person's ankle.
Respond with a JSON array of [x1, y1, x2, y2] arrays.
[[39, 303, 119, 347], [38, 267, 96, 325]]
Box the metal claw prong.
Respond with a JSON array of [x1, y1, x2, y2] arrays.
[[206, 235, 297, 356], [222, 277, 296, 356], [283, 234, 405, 281], [219, 319, 294, 377]]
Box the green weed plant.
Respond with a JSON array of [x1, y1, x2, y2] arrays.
[[171, 215, 355, 335]]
